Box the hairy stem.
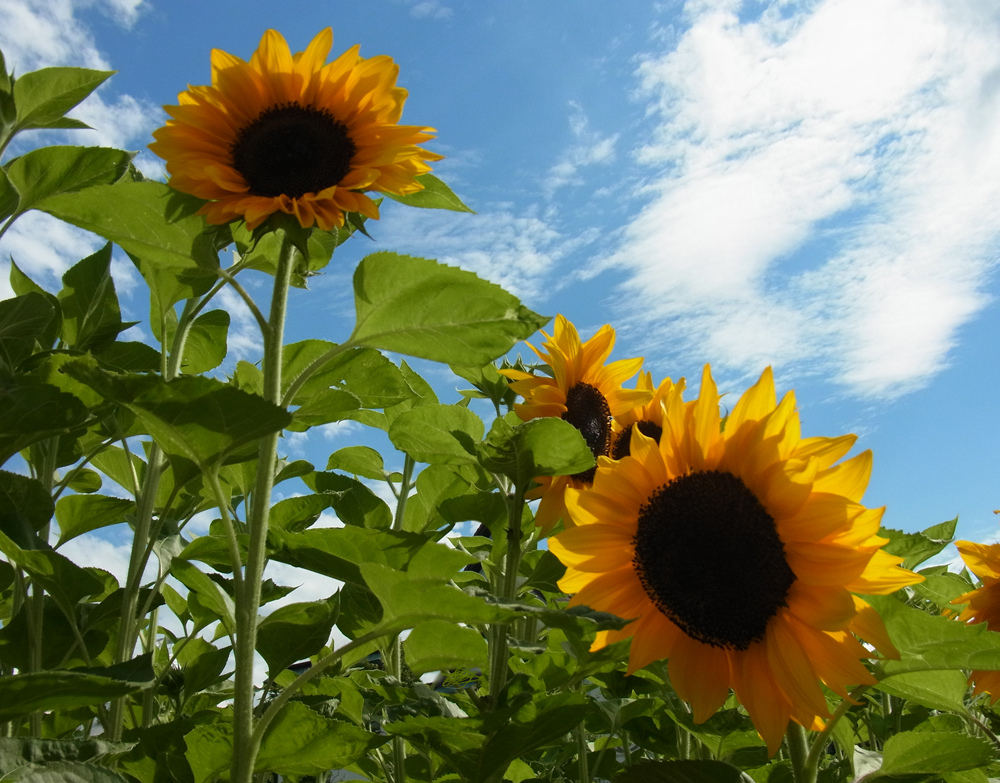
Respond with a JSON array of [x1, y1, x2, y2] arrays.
[[231, 236, 296, 783], [786, 721, 814, 783]]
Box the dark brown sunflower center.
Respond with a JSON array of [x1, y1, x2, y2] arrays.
[[562, 382, 612, 484], [612, 420, 663, 460], [231, 104, 356, 199], [633, 470, 795, 650]]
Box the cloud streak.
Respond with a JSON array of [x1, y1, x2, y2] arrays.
[[605, 0, 1000, 397]]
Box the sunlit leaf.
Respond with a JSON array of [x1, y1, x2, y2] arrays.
[[383, 173, 474, 212], [5, 146, 131, 215], [350, 252, 547, 365], [403, 620, 487, 675], [478, 415, 594, 491], [12, 66, 112, 131], [256, 597, 340, 676], [55, 494, 134, 547], [875, 670, 970, 713], [388, 404, 484, 465], [180, 309, 229, 374], [37, 181, 219, 271], [879, 731, 993, 775], [57, 243, 128, 353], [326, 445, 389, 481]]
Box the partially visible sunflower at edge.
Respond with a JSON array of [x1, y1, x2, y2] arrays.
[[952, 539, 1000, 702], [609, 371, 682, 460], [150, 28, 442, 231], [549, 365, 923, 753], [500, 315, 651, 533]]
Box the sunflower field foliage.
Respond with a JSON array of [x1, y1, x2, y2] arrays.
[[3, 29, 1000, 783]]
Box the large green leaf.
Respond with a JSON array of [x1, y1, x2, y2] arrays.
[[0, 737, 133, 773], [12, 66, 112, 131], [0, 291, 56, 368], [179, 309, 229, 374], [5, 146, 132, 215], [350, 252, 547, 365], [282, 340, 415, 409], [256, 597, 339, 676], [0, 762, 134, 782], [880, 518, 957, 569], [879, 731, 993, 775], [388, 403, 484, 465], [55, 494, 135, 547], [384, 173, 474, 212], [36, 181, 219, 271], [0, 379, 89, 466], [0, 655, 152, 721], [875, 669, 970, 713], [478, 415, 594, 491], [256, 702, 384, 776], [403, 619, 487, 675], [868, 594, 1000, 675], [311, 471, 393, 529], [170, 560, 236, 635], [63, 361, 292, 475], [0, 470, 53, 538], [326, 445, 391, 481], [57, 243, 128, 353]]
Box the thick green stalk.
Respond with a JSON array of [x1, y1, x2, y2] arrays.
[[231, 237, 296, 783], [804, 685, 868, 776], [576, 722, 591, 783], [487, 480, 525, 702], [388, 454, 415, 783], [786, 721, 814, 783]]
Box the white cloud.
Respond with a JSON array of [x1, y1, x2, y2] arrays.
[[605, 0, 1000, 398], [409, 0, 453, 19], [377, 203, 599, 304], [545, 102, 620, 196]]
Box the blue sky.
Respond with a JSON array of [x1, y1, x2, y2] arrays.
[[2, 0, 1000, 583]]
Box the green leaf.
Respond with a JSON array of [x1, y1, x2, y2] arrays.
[[0, 165, 18, 221], [0, 380, 89, 466], [403, 620, 488, 675], [288, 387, 360, 431], [36, 181, 220, 271], [350, 252, 547, 365], [0, 291, 56, 368], [269, 494, 335, 532], [184, 723, 233, 783], [0, 737, 133, 771], [312, 471, 392, 529], [479, 415, 594, 491], [257, 597, 339, 676], [12, 66, 112, 131], [0, 529, 106, 618], [180, 309, 229, 374], [867, 594, 1000, 675], [388, 403, 484, 465], [62, 362, 292, 475], [384, 173, 474, 212], [0, 658, 152, 721], [170, 559, 236, 636], [0, 761, 134, 782], [912, 570, 974, 609], [55, 494, 135, 547], [880, 518, 956, 569], [282, 340, 415, 409], [256, 701, 384, 776], [5, 146, 132, 215], [63, 467, 103, 493], [879, 730, 993, 775], [0, 470, 53, 538], [875, 669, 971, 713], [326, 445, 389, 481], [57, 243, 127, 353], [613, 760, 753, 783]]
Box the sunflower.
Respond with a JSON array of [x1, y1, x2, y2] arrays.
[[500, 315, 650, 532], [549, 365, 922, 753], [952, 539, 1000, 702], [609, 372, 682, 460], [150, 28, 442, 231]]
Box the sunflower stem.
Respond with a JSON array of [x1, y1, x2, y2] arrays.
[[786, 721, 816, 783], [804, 685, 868, 774], [387, 455, 414, 783], [231, 234, 296, 783], [576, 722, 591, 783], [488, 476, 525, 704]]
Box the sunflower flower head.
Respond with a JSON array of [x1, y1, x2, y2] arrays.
[[150, 28, 443, 231], [609, 371, 683, 460], [952, 539, 1000, 702], [500, 315, 650, 532], [549, 365, 922, 753]]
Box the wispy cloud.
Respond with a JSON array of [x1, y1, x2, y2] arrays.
[[545, 102, 620, 197], [376, 202, 599, 305], [602, 0, 1000, 398], [408, 0, 453, 20]]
